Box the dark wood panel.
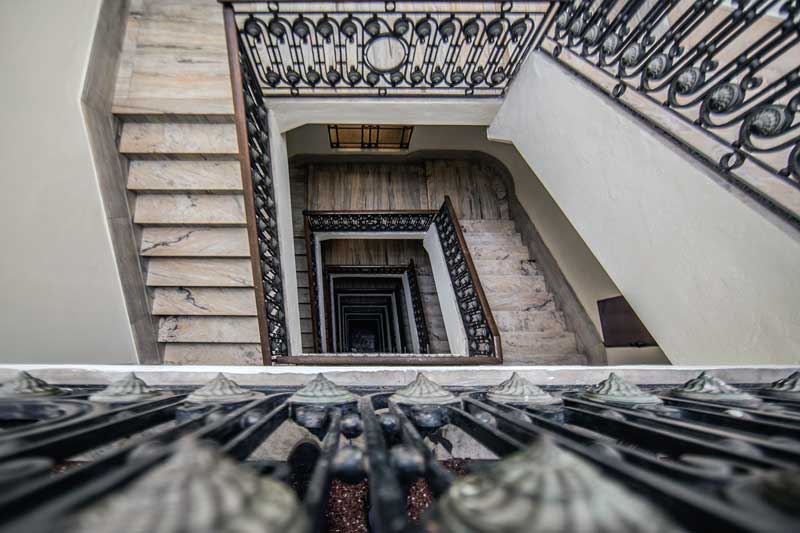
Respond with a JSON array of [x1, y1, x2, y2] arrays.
[[598, 296, 658, 348]]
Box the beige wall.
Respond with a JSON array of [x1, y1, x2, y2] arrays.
[[0, 0, 137, 363], [287, 125, 669, 364], [490, 52, 800, 365]]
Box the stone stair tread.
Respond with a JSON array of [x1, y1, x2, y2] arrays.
[[162, 343, 262, 365], [140, 226, 250, 257], [146, 258, 253, 287], [128, 160, 242, 192], [480, 274, 546, 293], [464, 233, 522, 243], [494, 310, 567, 332], [458, 219, 516, 234], [134, 193, 246, 225], [473, 259, 537, 275], [119, 122, 237, 156], [157, 316, 260, 343], [501, 331, 578, 356], [151, 287, 256, 316], [487, 290, 555, 311], [468, 245, 529, 261], [502, 353, 587, 365]]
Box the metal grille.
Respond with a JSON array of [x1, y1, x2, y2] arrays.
[[226, 1, 561, 97], [0, 369, 799, 532]]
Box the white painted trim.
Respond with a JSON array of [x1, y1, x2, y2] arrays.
[[402, 274, 421, 352], [268, 111, 303, 355], [424, 226, 468, 355], [266, 98, 503, 133]]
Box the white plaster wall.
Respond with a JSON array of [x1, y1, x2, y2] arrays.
[[489, 52, 800, 365], [287, 124, 669, 364], [0, 0, 137, 363]]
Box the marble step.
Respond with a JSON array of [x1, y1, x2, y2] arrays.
[[429, 339, 451, 354], [119, 122, 237, 157], [416, 275, 437, 293], [459, 219, 516, 234], [473, 259, 539, 276], [500, 331, 578, 356], [140, 226, 250, 257], [146, 258, 253, 287], [494, 310, 567, 332], [163, 343, 262, 365], [487, 290, 555, 312], [502, 352, 588, 365], [134, 193, 246, 225], [480, 274, 546, 293], [150, 287, 256, 316], [463, 233, 523, 246], [128, 160, 242, 192], [158, 316, 260, 343], [467, 244, 529, 261]]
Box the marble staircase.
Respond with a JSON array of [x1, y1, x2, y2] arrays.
[[119, 120, 262, 365], [461, 220, 586, 364]]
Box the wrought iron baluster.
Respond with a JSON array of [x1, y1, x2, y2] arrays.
[[433, 197, 501, 358]]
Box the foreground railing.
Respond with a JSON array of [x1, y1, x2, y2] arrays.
[[0, 368, 798, 531], [541, 0, 800, 221], [221, 0, 562, 96]]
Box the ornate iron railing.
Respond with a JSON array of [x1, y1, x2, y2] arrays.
[[434, 197, 502, 359], [303, 210, 436, 355], [221, 0, 562, 96], [225, 8, 289, 363], [300, 205, 500, 362], [406, 259, 431, 353], [1, 368, 799, 531], [542, 0, 800, 217]]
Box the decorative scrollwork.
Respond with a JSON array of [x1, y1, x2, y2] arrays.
[[546, 0, 800, 187], [306, 212, 434, 234], [232, 2, 557, 96]]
